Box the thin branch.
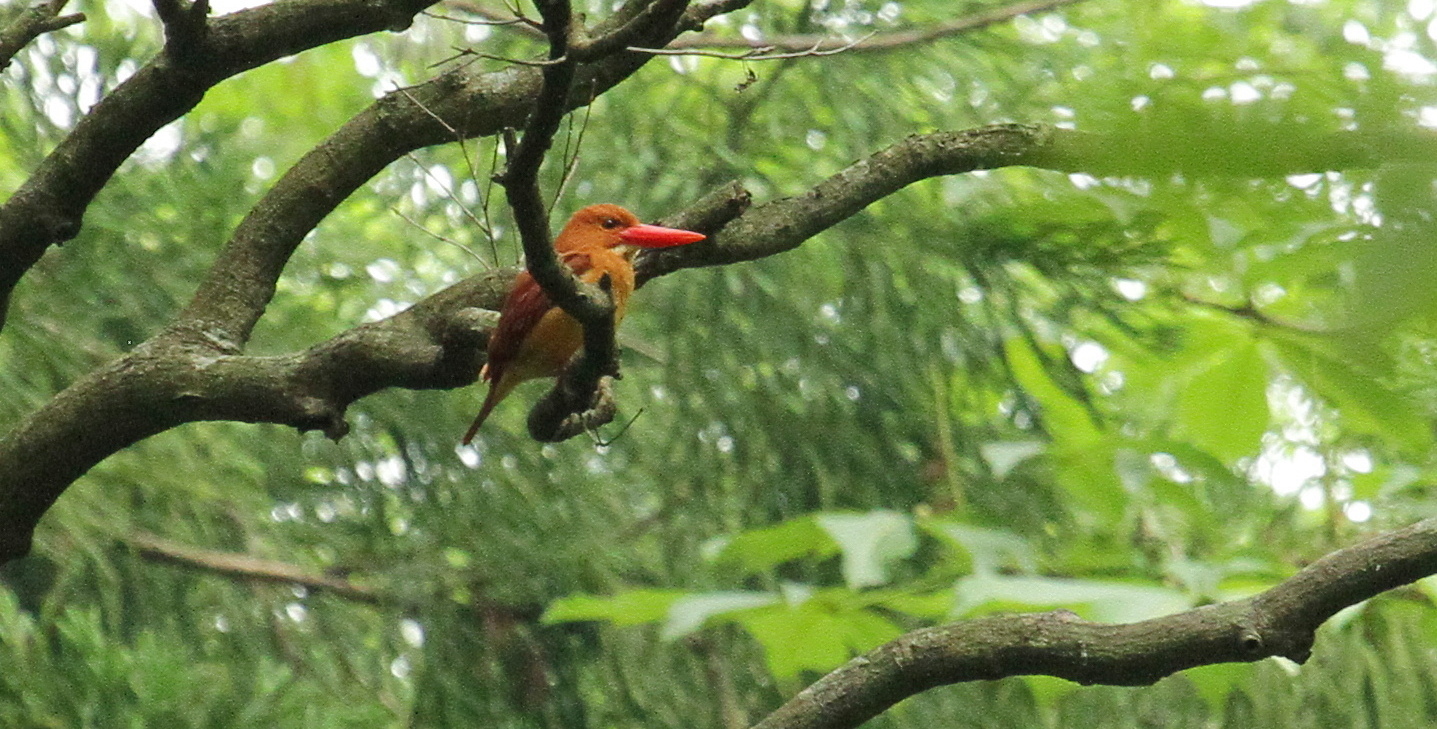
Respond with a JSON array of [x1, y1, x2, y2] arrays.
[[125, 530, 390, 605], [671, 0, 1088, 53], [440, 0, 546, 38], [628, 32, 873, 61], [0, 0, 85, 73], [749, 517, 1437, 729], [443, 0, 1088, 56], [570, 0, 693, 60]]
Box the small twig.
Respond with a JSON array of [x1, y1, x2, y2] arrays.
[[588, 406, 645, 447], [569, 0, 695, 61], [443, 47, 571, 67], [550, 92, 595, 211], [390, 206, 488, 267], [423, 10, 532, 27], [125, 530, 389, 605], [405, 151, 497, 245], [671, 0, 1090, 54], [628, 32, 875, 61]]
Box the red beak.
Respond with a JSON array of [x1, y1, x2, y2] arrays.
[[618, 223, 706, 248]]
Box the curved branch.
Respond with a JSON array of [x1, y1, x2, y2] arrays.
[[0, 0, 441, 328], [0, 0, 85, 72], [751, 517, 1437, 729], [636, 123, 1437, 281]]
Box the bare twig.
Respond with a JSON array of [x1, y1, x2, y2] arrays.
[[445, 0, 1088, 56], [672, 0, 1088, 53], [628, 31, 874, 61], [126, 530, 390, 605]]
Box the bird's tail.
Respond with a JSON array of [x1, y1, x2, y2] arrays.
[[462, 372, 517, 444]]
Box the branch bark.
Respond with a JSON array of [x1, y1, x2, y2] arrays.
[[750, 517, 1437, 729]]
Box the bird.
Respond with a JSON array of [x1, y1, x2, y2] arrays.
[[462, 204, 706, 444]]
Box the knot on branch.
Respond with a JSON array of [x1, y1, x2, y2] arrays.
[[1238, 628, 1265, 657]]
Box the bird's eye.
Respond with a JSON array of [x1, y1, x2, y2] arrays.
[[601, 217, 621, 229]]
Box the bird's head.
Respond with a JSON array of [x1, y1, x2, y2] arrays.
[[557, 204, 706, 259]]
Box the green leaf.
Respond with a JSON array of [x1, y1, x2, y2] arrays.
[[661, 591, 780, 639], [1268, 331, 1432, 455], [815, 511, 919, 589], [735, 601, 904, 680], [1174, 339, 1269, 462], [953, 574, 1192, 623], [542, 589, 690, 626], [979, 440, 1047, 478], [710, 515, 836, 574], [924, 521, 1039, 575], [1005, 337, 1101, 446]]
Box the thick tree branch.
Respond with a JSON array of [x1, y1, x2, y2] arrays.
[[0, 269, 512, 562], [0, 0, 441, 329], [750, 517, 1437, 729], [0, 0, 84, 72]]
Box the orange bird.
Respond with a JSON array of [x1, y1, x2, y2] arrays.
[[462, 204, 705, 443]]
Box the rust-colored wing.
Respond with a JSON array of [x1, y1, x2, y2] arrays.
[[483, 252, 595, 384]]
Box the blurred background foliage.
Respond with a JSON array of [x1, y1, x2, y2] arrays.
[[6, 0, 1437, 725]]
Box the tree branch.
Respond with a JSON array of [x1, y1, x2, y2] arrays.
[[0, 0, 85, 73], [0, 269, 512, 562], [750, 517, 1437, 729], [0, 0, 442, 330], [152, 0, 210, 60], [125, 530, 390, 605], [636, 123, 1437, 281]]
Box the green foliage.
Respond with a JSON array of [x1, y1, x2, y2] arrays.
[[8, 0, 1437, 726]]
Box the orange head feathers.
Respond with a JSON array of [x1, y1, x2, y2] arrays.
[[461, 204, 705, 443]]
